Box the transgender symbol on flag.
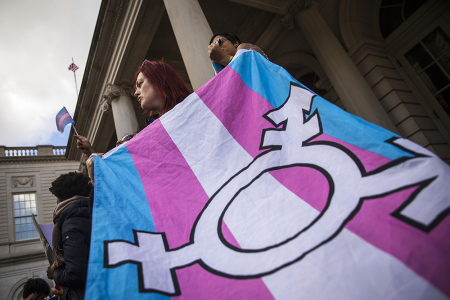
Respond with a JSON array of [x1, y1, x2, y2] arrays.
[[105, 83, 450, 296]]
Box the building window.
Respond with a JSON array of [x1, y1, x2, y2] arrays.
[[379, 0, 427, 38], [13, 193, 38, 240], [405, 27, 450, 117]]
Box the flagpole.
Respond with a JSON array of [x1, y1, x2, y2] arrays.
[[72, 57, 79, 98]]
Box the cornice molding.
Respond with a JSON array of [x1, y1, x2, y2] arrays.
[[0, 251, 46, 267], [0, 156, 73, 164]]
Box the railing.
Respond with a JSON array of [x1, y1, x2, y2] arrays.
[[52, 147, 66, 155], [0, 146, 67, 157]]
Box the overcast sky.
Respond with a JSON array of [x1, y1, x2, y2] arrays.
[[0, 0, 102, 147]]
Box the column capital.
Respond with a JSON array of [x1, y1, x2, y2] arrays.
[[103, 83, 135, 102], [281, 0, 317, 29], [101, 84, 135, 112]]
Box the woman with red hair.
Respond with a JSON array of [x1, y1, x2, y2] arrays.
[[75, 60, 190, 152], [76, 60, 191, 184], [134, 60, 191, 125]]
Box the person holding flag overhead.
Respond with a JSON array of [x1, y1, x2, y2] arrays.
[[208, 32, 267, 75]]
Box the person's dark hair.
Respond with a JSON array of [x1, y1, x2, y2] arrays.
[[22, 278, 50, 299], [49, 172, 92, 201], [135, 60, 191, 117], [209, 32, 241, 45]]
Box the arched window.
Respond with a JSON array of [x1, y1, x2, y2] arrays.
[[8, 278, 26, 300], [379, 0, 427, 38]]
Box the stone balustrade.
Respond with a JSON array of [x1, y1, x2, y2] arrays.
[[0, 146, 66, 157]]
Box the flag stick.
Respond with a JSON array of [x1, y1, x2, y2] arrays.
[[32, 214, 56, 265], [72, 57, 79, 98], [72, 124, 79, 136]]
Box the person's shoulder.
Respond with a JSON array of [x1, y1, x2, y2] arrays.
[[65, 197, 90, 211], [60, 197, 91, 221]]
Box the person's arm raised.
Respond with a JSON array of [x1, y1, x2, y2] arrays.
[[73, 135, 95, 157], [237, 43, 269, 59]]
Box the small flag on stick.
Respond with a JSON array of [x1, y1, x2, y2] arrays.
[[68, 62, 79, 72], [68, 58, 79, 98], [32, 214, 56, 265], [56, 107, 75, 133]]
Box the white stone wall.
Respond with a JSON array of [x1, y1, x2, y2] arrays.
[[0, 155, 79, 300]]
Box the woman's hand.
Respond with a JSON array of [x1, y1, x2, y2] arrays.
[[46, 265, 54, 279], [51, 286, 64, 298], [73, 135, 95, 156], [208, 43, 231, 66], [86, 153, 104, 186]]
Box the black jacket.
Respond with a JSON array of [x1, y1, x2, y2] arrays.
[[54, 197, 91, 300]]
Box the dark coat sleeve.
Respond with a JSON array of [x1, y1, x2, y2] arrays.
[[54, 213, 91, 288]]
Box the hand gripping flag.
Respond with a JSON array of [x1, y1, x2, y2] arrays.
[[55, 107, 75, 133], [86, 50, 450, 299]]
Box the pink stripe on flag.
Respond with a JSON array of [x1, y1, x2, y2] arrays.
[[347, 186, 450, 296], [196, 66, 450, 296], [196, 68, 273, 158], [197, 67, 330, 214], [126, 121, 274, 299], [58, 114, 72, 131], [310, 135, 450, 294]]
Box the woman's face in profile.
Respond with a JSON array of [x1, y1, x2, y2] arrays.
[[213, 35, 237, 56], [135, 72, 164, 113]]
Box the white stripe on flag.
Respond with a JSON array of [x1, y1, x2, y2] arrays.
[[160, 94, 447, 299], [58, 112, 70, 129]]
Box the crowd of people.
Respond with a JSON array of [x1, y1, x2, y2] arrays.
[[23, 32, 265, 300]]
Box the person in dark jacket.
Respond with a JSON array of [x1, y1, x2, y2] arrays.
[[47, 172, 92, 300]]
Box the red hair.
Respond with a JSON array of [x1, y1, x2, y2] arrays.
[[135, 60, 191, 116]]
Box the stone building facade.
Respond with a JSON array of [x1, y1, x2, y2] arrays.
[[66, 0, 450, 165], [0, 146, 79, 300]]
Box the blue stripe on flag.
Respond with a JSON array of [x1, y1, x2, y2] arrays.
[[85, 145, 169, 299], [229, 51, 413, 161], [55, 107, 68, 119]]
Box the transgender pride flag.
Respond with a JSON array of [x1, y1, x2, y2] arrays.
[[85, 50, 450, 299], [55, 107, 75, 133]]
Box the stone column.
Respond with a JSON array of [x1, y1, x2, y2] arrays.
[[288, 1, 397, 132], [102, 84, 139, 140], [163, 0, 214, 90]]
